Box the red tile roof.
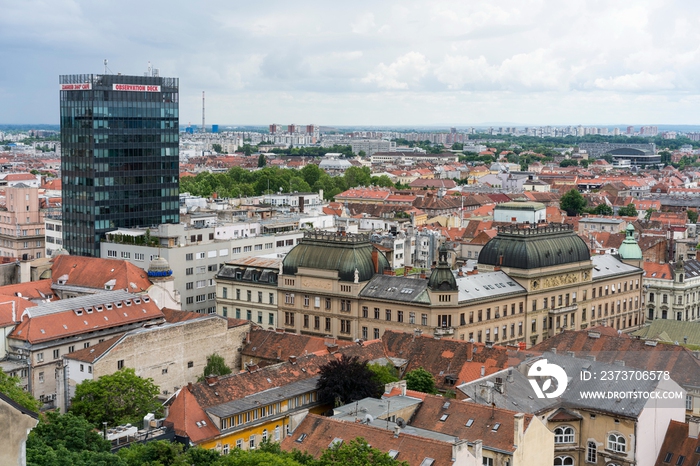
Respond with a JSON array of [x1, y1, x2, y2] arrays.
[[381, 331, 510, 391], [643, 262, 673, 280], [51, 255, 153, 292], [0, 279, 55, 301], [280, 414, 457, 466], [242, 328, 354, 367], [168, 386, 221, 443], [10, 293, 164, 344], [529, 326, 700, 389], [410, 394, 533, 454], [653, 420, 700, 466]]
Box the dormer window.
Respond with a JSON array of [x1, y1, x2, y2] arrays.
[[86, 307, 93, 314], [142, 297, 150, 303], [105, 304, 112, 310], [95, 306, 103, 312], [134, 298, 141, 304], [75, 309, 83, 316], [125, 300, 132, 306]]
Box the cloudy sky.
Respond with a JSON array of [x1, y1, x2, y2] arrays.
[[2, 0, 700, 126]]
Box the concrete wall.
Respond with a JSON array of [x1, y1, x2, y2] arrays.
[[0, 396, 37, 466], [91, 316, 249, 397]]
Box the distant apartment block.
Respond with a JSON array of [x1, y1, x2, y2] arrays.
[[0, 185, 45, 260], [350, 139, 396, 156]]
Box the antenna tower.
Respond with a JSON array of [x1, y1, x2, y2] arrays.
[[202, 91, 206, 133]]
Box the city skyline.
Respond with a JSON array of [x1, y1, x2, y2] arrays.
[[3, 0, 700, 126]]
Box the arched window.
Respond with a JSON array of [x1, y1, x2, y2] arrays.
[[586, 442, 597, 463], [554, 456, 574, 466], [554, 426, 575, 444], [608, 433, 626, 453], [262, 429, 268, 443], [274, 425, 281, 441]]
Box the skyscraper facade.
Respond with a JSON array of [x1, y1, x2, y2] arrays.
[[59, 73, 180, 257]]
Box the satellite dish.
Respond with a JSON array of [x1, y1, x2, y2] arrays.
[[396, 417, 406, 428], [364, 413, 374, 424]]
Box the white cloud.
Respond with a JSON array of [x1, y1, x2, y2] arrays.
[[361, 52, 430, 90], [593, 71, 676, 91]]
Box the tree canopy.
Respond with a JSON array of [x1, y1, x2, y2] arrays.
[[404, 368, 438, 394], [26, 411, 120, 466], [317, 438, 408, 466], [70, 368, 161, 428], [688, 210, 699, 224], [559, 189, 587, 216], [199, 353, 232, 382], [0, 368, 41, 412], [590, 204, 613, 216], [617, 203, 638, 217], [317, 355, 382, 407], [367, 362, 399, 387]]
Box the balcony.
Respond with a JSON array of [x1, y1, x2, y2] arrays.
[[548, 303, 578, 315]]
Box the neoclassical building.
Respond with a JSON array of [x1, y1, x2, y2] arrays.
[[273, 226, 645, 347]]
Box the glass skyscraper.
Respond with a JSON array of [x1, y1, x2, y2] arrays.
[[59, 73, 180, 257]]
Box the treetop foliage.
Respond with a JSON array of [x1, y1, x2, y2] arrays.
[[317, 354, 383, 407]]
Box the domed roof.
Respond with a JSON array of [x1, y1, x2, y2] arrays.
[[428, 244, 457, 291], [618, 224, 643, 260], [283, 232, 388, 282], [478, 224, 590, 269], [148, 256, 172, 278]]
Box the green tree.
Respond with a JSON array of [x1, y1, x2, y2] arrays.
[[370, 175, 394, 188], [601, 154, 614, 163], [580, 159, 590, 168], [559, 159, 578, 167], [357, 150, 367, 158], [300, 164, 323, 187], [559, 189, 587, 216], [591, 204, 613, 216], [27, 411, 123, 466], [0, 368, 41, 412], [117, 440, 220, 466], [317, 355, 382, 407], [258, 153, 267, 168], [318, 437, 408, 466], [688, 210, 699, 224], [404, 367, 437, 394], [645, 208, 656, 221], [343, 166, 371, 188], [212, 143, 223, 154], [70, 368, 161, 427], [451, 142, 463, 151], [618, 203, 638, 217], [200, 353, 232, 381], [243, 144, 253, 157], [659, 150, 672, 164], [367, 362, 399, 387]]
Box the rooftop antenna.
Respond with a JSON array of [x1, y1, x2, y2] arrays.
[[103, 59, 113, 74]]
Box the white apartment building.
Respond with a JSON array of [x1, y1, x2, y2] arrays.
[[100, 222, 304, 313]]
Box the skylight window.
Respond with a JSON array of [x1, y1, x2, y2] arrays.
[[296, 434, 307, 443], [439, 414, 449, 421], [466, 419, 474, 427], [492, 423, 501, 432], [388, 450, 399, 459]]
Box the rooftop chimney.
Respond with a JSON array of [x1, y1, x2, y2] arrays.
[[372, 248, 379, 273], [689, 418, 700, 439], [466, 341, 474, 362], [204, 375, 219, 386], [246, 363, 259, 373], [473, 439, 483, 465], [289, 355, 297, 364], [513, 413, 525, 448], [326, 344, 339, 353]]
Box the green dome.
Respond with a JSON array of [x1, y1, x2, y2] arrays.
[[618, 224, 643, 260], [428, 244, 457, 291], [478, 224, 590, 269], [282, 232, 389, 282]]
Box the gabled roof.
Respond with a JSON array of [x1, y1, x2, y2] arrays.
[[9, 291, 163, 344], [241, 328, 354, 367], [653, 420, 700, 466], [0, 279, 56, 302], [280, 414, 457, 466], [632, 319, 700, 346], [382, 331, 511, 391], [65, 334, 123, 363], [166, 340, 388, 443], [168, 386, 220, 443], [529, 327, 700, 389], [643, 262, 673, 280], [410, 394, 533, 454], [51, 255, 153, 293]]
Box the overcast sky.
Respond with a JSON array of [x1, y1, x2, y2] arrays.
[[2, 0, 700, 126]]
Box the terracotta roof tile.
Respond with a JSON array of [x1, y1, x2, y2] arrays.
[[529, 327, 700, 388], [10, 293, 164, 344], [382, 331, 510, 391], [65, 334, 123, 363], [643, 262, 673, 280], [161, 308, 209, 323], [281, 414, 456, 465], [410, 394, 533, 454], [653, 420, 700, 466], [241, 328, 354, 367], [168, 386, 220, 443], [0, 279, 55, 301], [51, 255, 153, 292]]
